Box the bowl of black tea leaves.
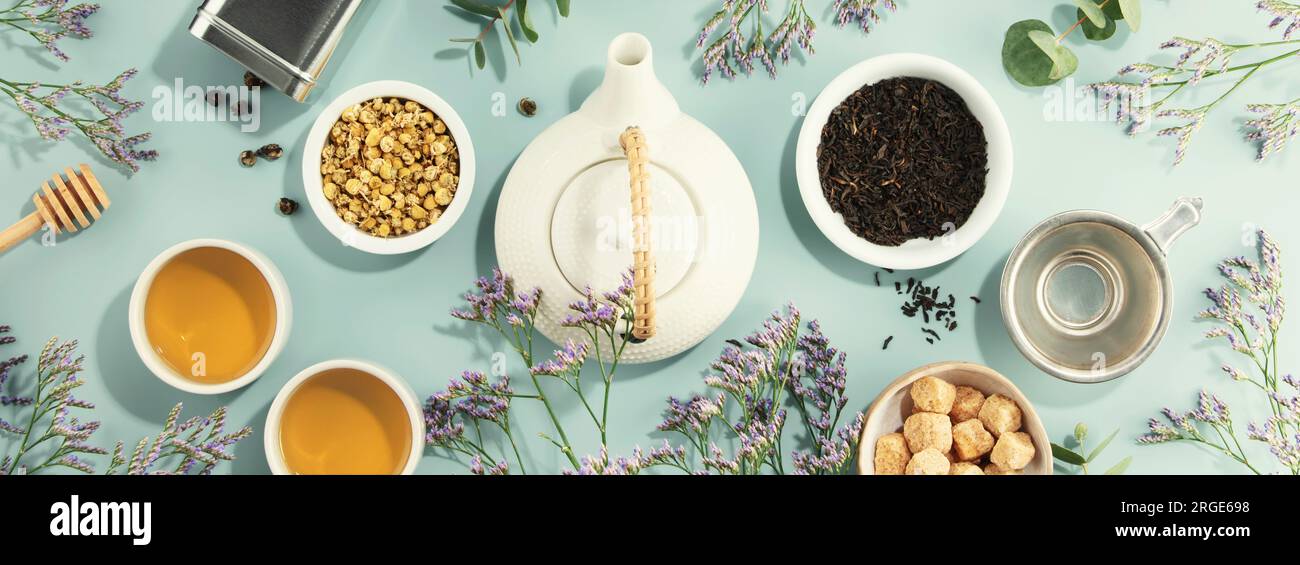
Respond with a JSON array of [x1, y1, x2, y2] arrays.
[[795, 53, 1012, 270]]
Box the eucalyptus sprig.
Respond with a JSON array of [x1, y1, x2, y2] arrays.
[[447, 0, 569, 72], [1002, 0, 1141, 87], [1052, 422, 1132, 475]]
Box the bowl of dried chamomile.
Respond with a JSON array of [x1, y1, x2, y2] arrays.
[[302, 80, 475, 255]]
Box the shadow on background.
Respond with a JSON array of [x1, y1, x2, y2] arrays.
[[971, 256, 1115, 408]]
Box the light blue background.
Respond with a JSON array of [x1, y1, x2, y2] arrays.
[[2, 0, 1295, 474]]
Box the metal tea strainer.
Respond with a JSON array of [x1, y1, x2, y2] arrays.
[[1000, 197, 1203, 383]]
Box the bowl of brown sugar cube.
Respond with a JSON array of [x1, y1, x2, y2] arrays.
[[302, 80, 476, 255], [858, 361, 1052, 475]]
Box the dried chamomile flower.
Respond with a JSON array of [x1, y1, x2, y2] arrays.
[[318, 97, 460, 238]]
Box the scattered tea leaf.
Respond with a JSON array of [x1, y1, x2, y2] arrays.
[[1105, 455, 1133, 475], [1003, 19, 1062, 86], [449, 0, 498, 18], [1074, 0, 1106, 27], [1087, 428, 1120, 462], [556, 0, 570, 17], [1052, 443, 1088, 465], [1118, 0, 1141, 31], [474, 40, 486, 69]]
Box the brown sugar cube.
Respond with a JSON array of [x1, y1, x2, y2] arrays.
[[951, 419, 995, 461], [905, 448, 951, 475], [990, 431, 1036, 471], [977, 394, 1022, 437], [873, 432, 911, 475], [950, 462, 984, 475], [983, 463, 1023, 476], [910, 376, 957, 414], [903, 412, 952, 454], [950, 386, 985, 423]]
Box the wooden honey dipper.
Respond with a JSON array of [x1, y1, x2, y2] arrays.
[[0, 164, 109, 254]]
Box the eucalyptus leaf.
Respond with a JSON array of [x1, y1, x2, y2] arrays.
[[499, 7, 521, 64], [1002, 19, 1061, 86], [1087, 428, 1120, 462], [474, 40, 486, 69], [1118, 0, 1141, 31], [1027, 29, 1079, 80], [556, 0, 570, 17], [1074, 0, 1106, 27], [449, 37, 477, 43], [1102, 0, 1124, 20], [1052, 443, 1088, 465], [449, 0, 498, 18], [517, 0, 539, 43], [1105, 456, 1133, 475], [1079, 7, 1116, 40]]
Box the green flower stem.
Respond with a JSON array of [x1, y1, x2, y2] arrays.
[[492, 314, 578, 470], [1150, 47, 1300, 88], [1225, 39, 1300, 49], [6, 363, 54, 474]]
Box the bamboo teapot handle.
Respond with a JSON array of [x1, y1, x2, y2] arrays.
[[619, 127, 655, 341]]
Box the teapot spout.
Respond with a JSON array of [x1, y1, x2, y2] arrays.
[[580, 32, 680, 128]]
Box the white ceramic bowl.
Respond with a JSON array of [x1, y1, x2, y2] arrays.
[[796, 53, 1013, 270], [128, 239, 292, 395], [302, 80, 476, 255], [857, 361, 1052, 475], [264, 359, 425, 475]]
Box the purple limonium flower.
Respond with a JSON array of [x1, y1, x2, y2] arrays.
[[529, 339, 589, 377], [439, 371, 512, 425], [3, 68, 157, 172], [572, 441, 689, 475], [832, 0, 896, 34], [468, 455, 508, 476], [601, 269, 636, 306], [1154, 107, 1208, 166], [1189, 390, 1231, 425], [450, 268, 542, 329], [561, 286, 618, 329], [6, 1, 100, 62], [1258, 0, 1300, 39], [1245, 100, 1300, 162], [658, 393, 725, 435], [697, 0, 864, 84], [732, 401, 785, 463], [423, 396, 465, 444]]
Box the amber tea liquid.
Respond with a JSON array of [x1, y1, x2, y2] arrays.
[[144, 247, 276, 384], [278, 368, 413, 475]]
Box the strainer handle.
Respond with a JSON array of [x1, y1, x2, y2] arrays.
[[619, 127, 655, 341], [1143, 197, 1203, 255]]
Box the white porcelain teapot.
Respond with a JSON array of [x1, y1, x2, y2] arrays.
[[495, 33, 759, 364]]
